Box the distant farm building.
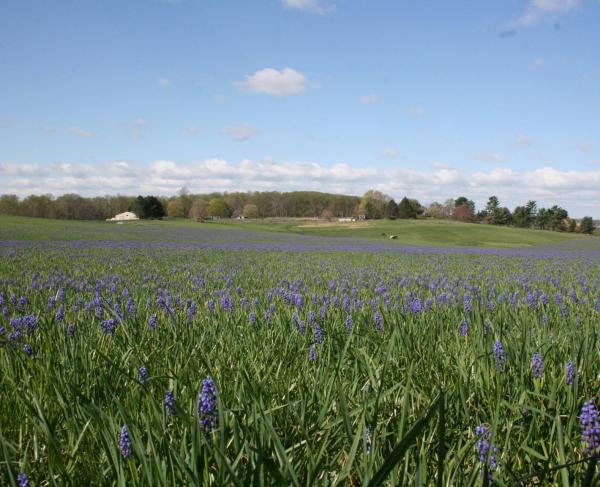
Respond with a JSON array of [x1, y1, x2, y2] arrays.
[[107, 212, 139, 222], [338, 217, 356, 222]]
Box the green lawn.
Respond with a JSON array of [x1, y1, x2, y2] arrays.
[[213, 217, 587, 248], [0, 215, 591, 248]]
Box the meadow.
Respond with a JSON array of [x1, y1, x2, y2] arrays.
[[1, 216, 600, 485]]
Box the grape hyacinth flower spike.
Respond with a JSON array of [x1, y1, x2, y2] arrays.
[[580, 400, 600, 452], [198, 376, 218, 433], [119, 425, 132, 459]]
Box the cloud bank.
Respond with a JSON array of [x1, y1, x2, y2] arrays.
[[1, 159, 599, 216]]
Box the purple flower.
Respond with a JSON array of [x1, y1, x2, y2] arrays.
[[475, 424, 497, 477], [313, 324, 323, 344], [566, 360, 575, 386], [66, 323, 75, 337], [410, 298, 422, 314], [17, 471, 30, 487], [55, 304, 64, 323], [249, 312, 256, 326], [493, 340, 506, 370], [198, 376, 218, 433], [101, 317, 117, 335], [138, 365, 148, 385], [309, 344, 317, 362], [580, 400, 600, 452], [459, 320, 468, 337], [345, 314, 352, 334], [532, 352, 543, 379], [148, 314, 157, 330], [374, 311, 383, 331], [463, 293, 472, 314], [164, 390, 175, 416], [23, 343, 33, 356], [119, 425, 132, 459], [126, 297, 136, 317]]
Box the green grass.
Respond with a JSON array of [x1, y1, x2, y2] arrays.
[[1, 247, 599, 485], [0, 215, 590, 248], [216, 217, 586, 247], [1, 220, 600, 485]]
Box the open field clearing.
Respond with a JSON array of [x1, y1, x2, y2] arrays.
[[0, 216, 589, 249], [1, 218, 600, 485]]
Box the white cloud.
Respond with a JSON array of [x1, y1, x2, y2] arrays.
[[516, 0, 581, 26], [0, 162, 47, 177], [515, 134, 534, 148], [237, 68, 308, 97], [533, 57, 545, 66], [281, 0, 333, 14], [224, 123, 260, 141], [68, 127, 95, 138], [432, 161, 454, 170], [580, 143, 592, 153], [378, 147, 399, 159], [184, 126, 201, 136], [2, 159, 600, 216], [158, 78, 172, 87], [475, 152, 506, 163], [360, 94, 379, 105]]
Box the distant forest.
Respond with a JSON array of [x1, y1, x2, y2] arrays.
[[0, 189, 595, 234]]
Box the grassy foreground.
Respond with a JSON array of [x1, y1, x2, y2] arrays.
[[0, 218, 600, 485]]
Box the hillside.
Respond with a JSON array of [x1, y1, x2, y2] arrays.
[[0, 215, 591, 249]]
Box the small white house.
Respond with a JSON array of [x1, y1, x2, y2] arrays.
[[107, 212, 139, 222]]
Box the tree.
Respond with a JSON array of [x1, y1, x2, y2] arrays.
[[397, 197, 422, 219], [189, 199, 209, 221], [441, 199, 455, 219], [550, 205, 568, 231], [426, 201, 444, 219], [167, 199, 184, 218], [130, 195, 165, 219], [486, 196, 499, 214], [452, 203, 475, 222], [454, 196, 475, 213], [511, 201, 537, 227], [566, 218, 577, 233], [208, 198, 230, 218], [495, 207, 513, 226], [243, 203, 259, 219], [484, 196, 500, 224], [580, 216, 596, 235], [0, 195, 20, 215], [536, 207, 550, 230], [178, 187, 192, 217], [384, 199, 398, 219], [358, 190, 390, 219]]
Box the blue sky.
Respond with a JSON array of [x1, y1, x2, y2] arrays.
[[0, 0, 599, 216]]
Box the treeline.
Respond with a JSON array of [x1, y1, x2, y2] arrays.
[[0, 191, 359, 221], [425, 195, 596, 234], [359, 191, 596, 234], [0, 190, 595, 234]]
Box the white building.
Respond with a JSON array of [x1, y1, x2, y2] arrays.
[[107, 212, 139, 222]]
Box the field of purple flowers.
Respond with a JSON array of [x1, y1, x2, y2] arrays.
[[1, 225, 600, 485]]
